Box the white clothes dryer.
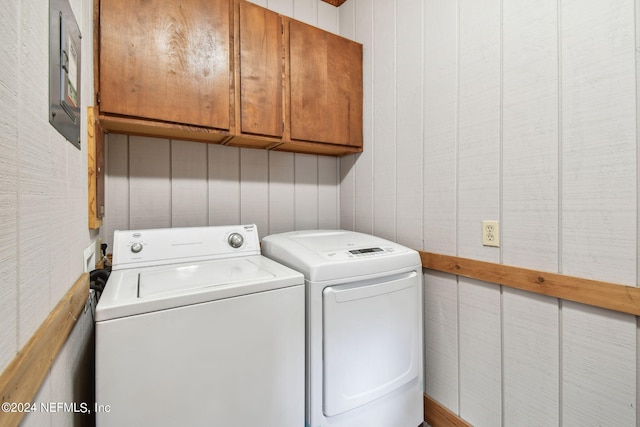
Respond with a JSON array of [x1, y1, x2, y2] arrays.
[[261, 230, 423, 427], [95, 225, 305, 427]]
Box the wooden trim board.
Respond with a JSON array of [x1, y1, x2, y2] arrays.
[[0, 273, 89, 427], [88, 106, 104, 229], [420, 251, 640, 316], [424, 394, 472, 427]]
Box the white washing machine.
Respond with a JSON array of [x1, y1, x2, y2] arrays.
[[261, 230, 423, 427], [95, 224, 305, 427]]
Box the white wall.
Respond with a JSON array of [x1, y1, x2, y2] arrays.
[[338, 0, 639, 426], [10, 0, 638, 425], [101, 0, 640, 425], [101, 0, 344, 250], [0, 0, 96, 425], [102, 137, 340, 248]]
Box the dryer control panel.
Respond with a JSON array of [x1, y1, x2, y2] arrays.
[[320, 245, 405, 261], [348, 247, 388, 256]]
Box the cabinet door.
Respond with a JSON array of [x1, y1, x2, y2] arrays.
[[238, 1, 283, 138], [289, 21, 362, 147], [100, 0, 230, 130]]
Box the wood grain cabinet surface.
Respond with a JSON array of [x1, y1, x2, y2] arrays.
[[98, 0, 231, 143], [95, 0, 362, 156], [288, 19, 363, 149], [236, 1, 282, 140]]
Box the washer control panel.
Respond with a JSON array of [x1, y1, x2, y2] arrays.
[[112, 224, 260, 270]]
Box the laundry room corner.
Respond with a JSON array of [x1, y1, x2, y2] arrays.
[[0, 0, 100, 424]]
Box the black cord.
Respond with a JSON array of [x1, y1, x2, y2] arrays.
[[89, 269, 110, 302]]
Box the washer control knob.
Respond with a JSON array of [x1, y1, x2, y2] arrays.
[[228, 232, 244, 249], [131, 242, 143, 253]]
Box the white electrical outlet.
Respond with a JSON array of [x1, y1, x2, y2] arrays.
[[482, 220, 500, 247]]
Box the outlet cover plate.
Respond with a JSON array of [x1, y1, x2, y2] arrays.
[[482, 220, 500, 247]]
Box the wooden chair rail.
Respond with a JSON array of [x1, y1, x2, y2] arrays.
[[419, 251, 640, 316], [0, 273, 89, 427], [424, 393, 472, 427]]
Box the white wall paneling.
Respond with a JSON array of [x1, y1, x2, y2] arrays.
[[337, 0, 640, 426], [171, 141, 208, 227], [502, 0, 559, 271], [0, 0, 19, 374], [352, 0, 374, 235], [456, 0, 501, 263], [458, 278, 502, 426], [48, 298, 95, 426], [269, 151, 295, 234], [294, 153, 319, 230], [265, 0, 290, 15], [423, 0, 457, 256], [423, 271, 459, 413], [129, 136, 172, 230], [560, 0, 636, 285], [104, 137, 341, 243], [103, 133, 130, 249], [337, 0, 356, 231], [208, 144, 241, 226], [1, 0, 96, 424], [560, 1, 637, 425], [48, 138, 70, 306], [318, 156, 339, 229], [337, 0, 354, 39], [395, 0, 423, 250], [562, 303, 636, 425], [421, 0, 459, 417], [502, 289, 559, 426], [501, 0, 561, 425], [371, 0, 396, 242], [18, 0, 53, 350], [317, 1, 338, 32], [456, 1, 502, 425], [96, 0, 640, 425], [292, 0, 317, 25], [339, 154, 356, 230], [239, 148, 269, 237]]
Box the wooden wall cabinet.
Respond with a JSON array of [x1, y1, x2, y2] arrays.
[[95, 0, 363, 156], [284, 18, 363, 152], [229, 1, 363, 155], [228, 1, 283, 149], [97, 0, 232, 143]]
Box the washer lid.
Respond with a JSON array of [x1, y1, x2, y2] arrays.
[[138, 259, 273, 298], [95, 255, 303, 321], [261, 230, 421, 282]]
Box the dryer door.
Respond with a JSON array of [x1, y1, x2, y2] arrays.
[[322, 271, 420, 417]]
